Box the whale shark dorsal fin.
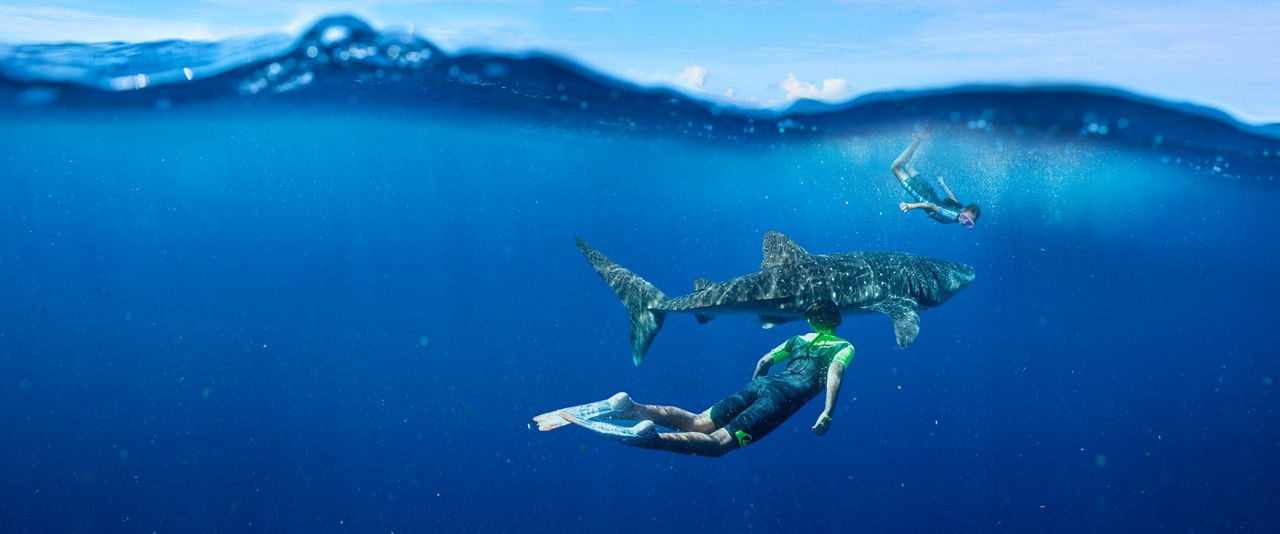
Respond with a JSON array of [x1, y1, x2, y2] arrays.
[[761, 232, 812, 269], [694, 278, 714, 291]]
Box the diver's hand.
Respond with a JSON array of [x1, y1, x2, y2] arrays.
[[936, 176, 947, 186], [899, 202, 911, 213], [812, 413, 832, 436]]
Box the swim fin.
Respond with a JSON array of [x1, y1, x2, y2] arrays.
[[571, 418, 656, 443], [533, 392, 631, 431], [533, 392, 657, 442]]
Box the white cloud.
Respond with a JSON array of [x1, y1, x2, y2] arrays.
[[778, 74, 853, 102], [673, 65, 707, 90], [569, 6, 613, 13], [722, 88, 762, 106], [627, 65, 708, 91], [621, 64, 777, 107]]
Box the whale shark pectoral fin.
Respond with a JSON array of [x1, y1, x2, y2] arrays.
[[890, 309, 920, 349], [870, 297, 921, 349], [761, 232, 812, 269]]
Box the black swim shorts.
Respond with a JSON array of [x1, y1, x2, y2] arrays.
[[708, 375, 818, 448]]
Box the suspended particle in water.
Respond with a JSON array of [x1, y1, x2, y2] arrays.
[[1095, 454, 1106, 467], [419, 335, 430, 347]]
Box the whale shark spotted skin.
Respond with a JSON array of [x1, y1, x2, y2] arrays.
[[576, 231, 975, 365]]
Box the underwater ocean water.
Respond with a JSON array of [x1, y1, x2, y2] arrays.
[[2, 15, 1279, 533]]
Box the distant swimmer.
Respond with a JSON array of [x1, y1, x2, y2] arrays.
[[534, 300, 853, 457], [891, 135, 982, 228]]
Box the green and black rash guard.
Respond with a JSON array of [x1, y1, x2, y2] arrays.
[[707, 331, 856, 447], [765, 332, 855, 389]]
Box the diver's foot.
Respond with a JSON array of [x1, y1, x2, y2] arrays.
[[607, 392, 635, 418], [630, 419, 656, 439]]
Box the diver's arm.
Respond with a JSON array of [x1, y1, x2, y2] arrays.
[[812, 361, 847, 436], [755, 338, 794, 379], [752, 354, 774, 379], [937, 176, 959, 202]]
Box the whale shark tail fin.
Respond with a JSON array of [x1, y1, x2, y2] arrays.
[[575, 236, 668, 365]]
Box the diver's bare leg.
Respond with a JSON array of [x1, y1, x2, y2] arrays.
[[891, 137, 923, 183], [632, 428, 737, 457], [623, 402, 716, 433]]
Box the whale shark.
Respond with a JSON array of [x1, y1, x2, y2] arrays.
[[576, 231, 975, 365]]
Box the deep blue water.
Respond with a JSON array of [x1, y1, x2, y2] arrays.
[[3, 16, 1279, 533]]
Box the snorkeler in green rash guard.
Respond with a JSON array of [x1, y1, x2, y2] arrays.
[[536, 300, 854, 457], [891, 135, 982, 228]]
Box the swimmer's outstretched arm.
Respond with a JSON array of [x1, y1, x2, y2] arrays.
[[812, 361, 847, 436], [937, 175, 959, 202], [754, 339, 791, 379], [899, 201, 939, 213], [752, 353, 775, 380]]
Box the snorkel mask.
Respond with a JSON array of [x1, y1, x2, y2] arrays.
[[958, 212, 975, 228]]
